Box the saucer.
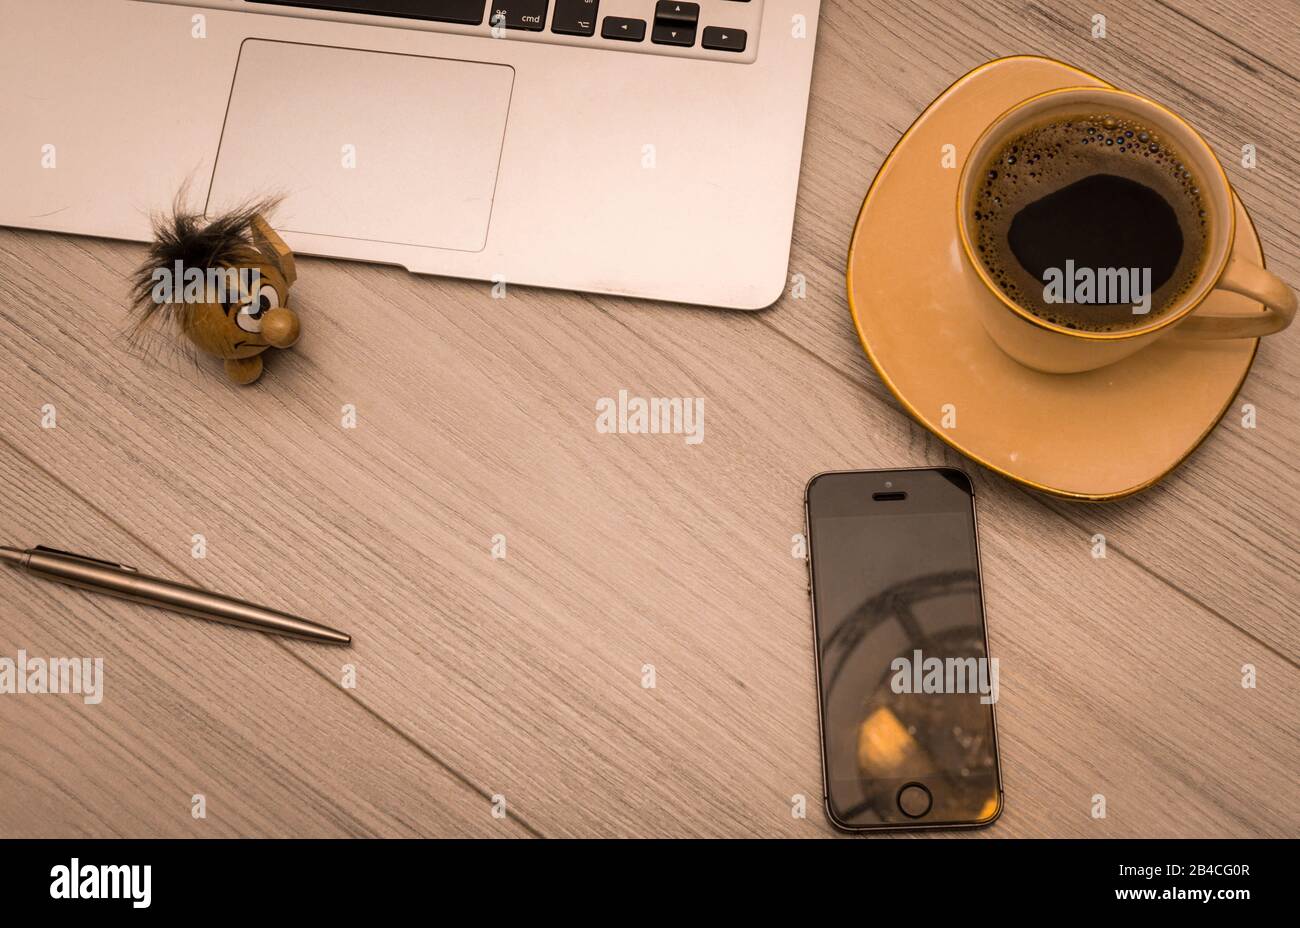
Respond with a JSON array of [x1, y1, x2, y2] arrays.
[[846, 56, 1266, 501]]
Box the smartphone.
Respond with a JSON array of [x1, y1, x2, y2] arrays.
[[804, 467, 1003, 831]]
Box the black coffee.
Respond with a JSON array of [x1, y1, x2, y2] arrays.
[[970, 112, 1209, 331]]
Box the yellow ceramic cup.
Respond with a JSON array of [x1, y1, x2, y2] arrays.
[[957, 86, 1296, 374]]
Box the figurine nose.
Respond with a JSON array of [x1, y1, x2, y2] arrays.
[[260, 307, 301, 349]]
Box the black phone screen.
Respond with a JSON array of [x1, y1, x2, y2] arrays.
[[806, 468, 1001, 829]]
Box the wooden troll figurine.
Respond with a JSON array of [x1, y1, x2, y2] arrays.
[[131, 200, 301, 384]]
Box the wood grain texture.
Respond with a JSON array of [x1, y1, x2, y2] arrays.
[[778, 0, 1300, 653], [0, 439, 530, 838], [1, 0, 1296, 838]]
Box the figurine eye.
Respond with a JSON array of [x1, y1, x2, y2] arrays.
[[234, 284, 279, 333], [255, 283, 280, 313]]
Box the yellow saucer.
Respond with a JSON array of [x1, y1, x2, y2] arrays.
[[847, 56, 1266, 502]]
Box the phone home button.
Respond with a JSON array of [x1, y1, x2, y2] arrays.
[[897, 783, 933, 818]]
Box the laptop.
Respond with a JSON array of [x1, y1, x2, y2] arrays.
[[0, 0, 820, 310]]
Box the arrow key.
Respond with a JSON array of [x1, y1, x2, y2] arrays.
[[654, 1, 700, 25], [701, 26, 746, 52], [651, 23, 696, 46], [601, 15, 646, 41]]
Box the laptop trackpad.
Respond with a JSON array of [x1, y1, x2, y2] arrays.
[[209, 40, 513, 252]]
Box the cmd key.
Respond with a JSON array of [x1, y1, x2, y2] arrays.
[[488, 0, 550, 30]]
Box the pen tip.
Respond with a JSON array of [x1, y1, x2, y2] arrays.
[[0, 546, 26, 568]]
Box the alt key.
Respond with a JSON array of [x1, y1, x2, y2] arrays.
[[552, 0, 598, 36]]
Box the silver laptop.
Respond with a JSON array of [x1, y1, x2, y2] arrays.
[[0, 0, 820, 310]]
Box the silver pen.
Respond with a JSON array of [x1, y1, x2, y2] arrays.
[[0, 545, 350, 645]]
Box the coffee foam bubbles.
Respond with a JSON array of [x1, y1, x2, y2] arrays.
[[970, 111, 1209, 332]]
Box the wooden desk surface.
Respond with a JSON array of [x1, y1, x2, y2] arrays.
[[2, 0, 1296, 838]]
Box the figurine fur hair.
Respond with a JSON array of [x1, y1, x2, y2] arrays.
[[129, 193, 283, 343]]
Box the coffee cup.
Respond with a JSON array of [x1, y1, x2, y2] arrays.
[[956, 86, 1295, 374]]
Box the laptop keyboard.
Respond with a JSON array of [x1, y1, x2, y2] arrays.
[[245, 1, 759, 59], [248, 1, 493, 25]]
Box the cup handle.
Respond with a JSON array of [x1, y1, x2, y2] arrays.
[[1175, 257, 1297, 339]]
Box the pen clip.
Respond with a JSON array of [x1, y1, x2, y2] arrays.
[[34, 545, 139, 573]]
